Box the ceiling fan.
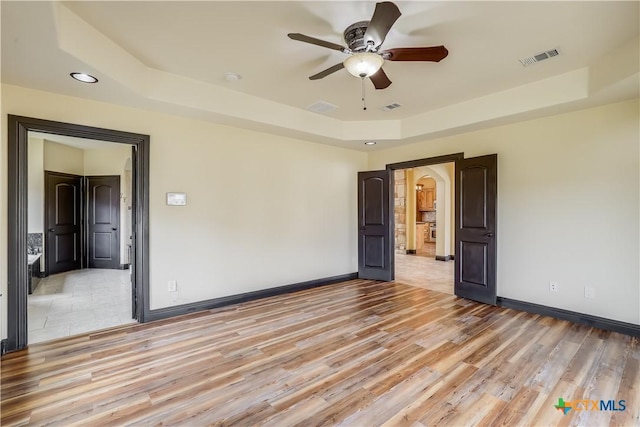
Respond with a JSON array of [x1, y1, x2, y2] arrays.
[[288, 1, 448, 90]]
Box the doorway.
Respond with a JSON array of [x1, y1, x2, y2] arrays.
[[357, 153, 497, 305], [6, 115, 150, 353], [29, 147, 132, 344], [28, 136, 132, 344], [392, 163, 455, 295]]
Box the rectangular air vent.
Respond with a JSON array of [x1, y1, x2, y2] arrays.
[[306, 100, 338, 114], [382, 102, 402, 111], [519, 48, 560, 67]]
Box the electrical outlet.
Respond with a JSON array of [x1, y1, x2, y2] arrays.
[[584, 286, 595, 299], [549, 281, 559, 292], [168, 280, 177, 292]]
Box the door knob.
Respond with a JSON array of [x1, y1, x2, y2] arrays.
[[112, 227, 118, 231], [48, 228, 55, 232], [484, 232, 494, 237]]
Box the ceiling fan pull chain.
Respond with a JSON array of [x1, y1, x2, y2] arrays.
[[361, 77, 367, 111]]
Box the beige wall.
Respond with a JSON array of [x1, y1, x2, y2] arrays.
[[27, 137, 45, 234], [446, 163, 455, 255], [1, 84, 367, 335], [44, 140, 84, 175], [1, 83, 637, 339], [369, 99, 640, 325], [84, 146, 130, 176]]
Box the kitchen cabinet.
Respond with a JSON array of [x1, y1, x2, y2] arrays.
[[417, 188, 435, 211]]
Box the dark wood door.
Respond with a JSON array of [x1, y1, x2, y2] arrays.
[[455, 154, 497, 304], [45, 172, 83, 275], [358, 170, 393, 281], [87, 176, 121, 269]]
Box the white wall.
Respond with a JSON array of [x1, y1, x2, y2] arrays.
[[27, 137, 44, 233], [369, 99, 640, 325], [1, 84, 367, 336]]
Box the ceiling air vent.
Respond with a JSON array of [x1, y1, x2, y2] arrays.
[[382, 102, 402, 111], [306, 100, 338, 114], [519, 48, 560, 67]]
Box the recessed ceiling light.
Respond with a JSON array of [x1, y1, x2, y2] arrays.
[[70, 72, 98, 83], [364, 141, 376, 146]]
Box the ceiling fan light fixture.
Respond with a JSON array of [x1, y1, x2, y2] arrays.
[[344, 52, 384, 78]]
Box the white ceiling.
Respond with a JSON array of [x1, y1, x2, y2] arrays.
[[2, 1, 638, 150]]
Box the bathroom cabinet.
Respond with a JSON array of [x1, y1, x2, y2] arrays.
[[28, 255, 41, 294]]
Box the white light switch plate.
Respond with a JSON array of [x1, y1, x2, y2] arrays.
[[167, 192, 187, 206]]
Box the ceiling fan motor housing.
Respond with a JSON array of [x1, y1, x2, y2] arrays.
[[343, 21, 373, 52]]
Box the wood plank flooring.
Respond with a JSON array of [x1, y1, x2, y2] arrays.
[[2, 279, 638, 426]]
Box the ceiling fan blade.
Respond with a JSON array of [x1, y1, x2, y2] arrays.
[[364, 2, 402, 48], [383, 46, 449, 62], [369, 68, 392, 89], [288, 33, 347, 52], [309, 63, 345, 80]]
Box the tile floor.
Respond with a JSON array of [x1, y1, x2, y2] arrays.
[[394, 247, 454, 295], [28, 268, 137, 344]]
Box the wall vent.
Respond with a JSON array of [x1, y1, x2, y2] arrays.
[[519, 48, 560, 67], [306, 100, 338, 113], [382, 102, 402, 111]]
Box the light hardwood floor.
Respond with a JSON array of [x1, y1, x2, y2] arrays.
[[2, 279, 638, 426]]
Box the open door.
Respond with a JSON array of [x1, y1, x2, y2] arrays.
[[357, 170, 393, 281], [455, 154, 497, 305], [45, 171, 83, 275]]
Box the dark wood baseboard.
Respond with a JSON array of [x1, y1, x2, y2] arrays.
[[146, 272, 358, 322], [497, 297, 640, 337], [406, 250, 416, 255], [435, 255, 454, 261]]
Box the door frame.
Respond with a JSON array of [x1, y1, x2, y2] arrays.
[[385, 153, 465, 282], [6, 115, 150, 352]]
